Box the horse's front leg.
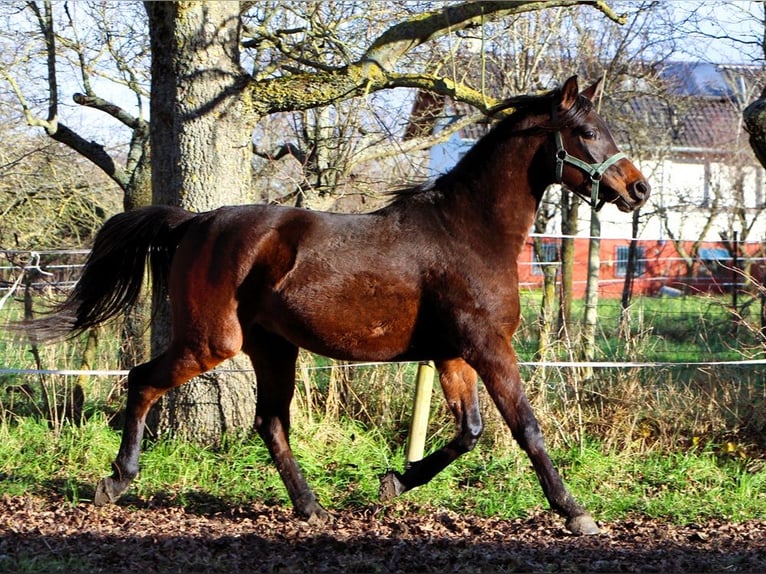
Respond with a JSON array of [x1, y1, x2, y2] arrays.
[[470, 342, 598, 535], [380, 358, 483, 500]]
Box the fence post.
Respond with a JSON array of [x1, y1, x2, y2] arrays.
[[405, 360, 435, 464]]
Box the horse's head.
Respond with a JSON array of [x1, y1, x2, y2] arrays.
[[550, 76, 650, 212]]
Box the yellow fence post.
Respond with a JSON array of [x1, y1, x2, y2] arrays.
[[405, 360, 435, 464]]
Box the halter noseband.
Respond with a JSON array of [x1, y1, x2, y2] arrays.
[[554, 131, 626, 211]]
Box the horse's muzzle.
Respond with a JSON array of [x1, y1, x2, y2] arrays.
[[630, 179, 651, 204], [614, 178, 650, 212]]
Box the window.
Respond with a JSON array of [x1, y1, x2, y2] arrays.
[[699, 247, 730, 275], [615, 245, 646, 277], [532, 241, 558, 275]]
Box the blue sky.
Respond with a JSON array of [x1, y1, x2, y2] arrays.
[[671, 1, 765, 63]]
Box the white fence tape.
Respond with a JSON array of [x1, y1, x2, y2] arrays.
[[1, 358, 765, 378]]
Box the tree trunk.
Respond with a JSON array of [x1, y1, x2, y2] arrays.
[[144, 1, 256, 444], [619, 209, 641, 341], [744, 93, 766, 170], [579, 205, 600, 375], [534, 242, 558, 361], [557, 192, 580, 338]]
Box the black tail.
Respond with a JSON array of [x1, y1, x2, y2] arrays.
[[23, 205, 196, 342]]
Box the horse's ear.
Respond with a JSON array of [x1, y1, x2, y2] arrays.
[[558, 75, 580, 112], [580, 77, 603, 102]]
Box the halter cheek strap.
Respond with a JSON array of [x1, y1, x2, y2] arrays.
[[554, 131, 626, 211]]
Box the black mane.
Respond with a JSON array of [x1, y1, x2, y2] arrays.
[[384, 85, 593, 206]]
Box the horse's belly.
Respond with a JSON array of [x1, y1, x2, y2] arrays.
[[264, 273, 422, 361], [312, 317, 417, 361]]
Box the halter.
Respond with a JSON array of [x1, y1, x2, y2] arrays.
[[554, 131, 626, 211]]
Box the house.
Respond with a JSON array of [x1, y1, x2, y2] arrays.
[[407, 63, 766, 297]]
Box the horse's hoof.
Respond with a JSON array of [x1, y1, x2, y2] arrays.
[[305, 507, 333, 526], [379, 471, 406, 502], [296, 500, 332, 526], [94, 476, 127, 506], [94, 477, 115, 506], [566, 513, 600, 535]]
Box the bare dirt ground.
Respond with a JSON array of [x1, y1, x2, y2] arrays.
[[1, 494, 765, 573]]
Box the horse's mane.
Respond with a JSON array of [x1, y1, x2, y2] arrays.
[[487, 85, 594, 130], [384, 179, 441, 206], [385, 84, 593, 205]]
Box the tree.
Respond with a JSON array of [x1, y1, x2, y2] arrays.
[[0, 133, 117, 248], [3, 0, 628, 442]]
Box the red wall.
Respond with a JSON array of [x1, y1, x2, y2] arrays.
[[518, 238, 765, 298]]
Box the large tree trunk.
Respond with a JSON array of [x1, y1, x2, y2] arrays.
[[144, 1, 256, 444]]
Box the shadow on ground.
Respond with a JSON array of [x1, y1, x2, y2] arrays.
[[1, 494, 764, 573]]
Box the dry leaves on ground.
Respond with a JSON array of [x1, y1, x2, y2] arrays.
[[1, 495, 764, 573]]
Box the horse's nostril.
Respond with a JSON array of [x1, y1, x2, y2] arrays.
[[632, 180, 650, 200]]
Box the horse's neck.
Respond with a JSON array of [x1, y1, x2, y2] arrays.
[[441, 143, 542, 261]]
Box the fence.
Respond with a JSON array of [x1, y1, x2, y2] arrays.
[[3, 237, 764, 382], [2, 238, 765, 454], [3, 237, 765, 354]]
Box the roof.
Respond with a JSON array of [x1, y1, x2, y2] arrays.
[[660, 62, 750, 98], [405, 62, 759, 157], [614, 95, 746, 153], [619, 62, 756, 153]]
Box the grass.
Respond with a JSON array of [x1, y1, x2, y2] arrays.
[[1, 415, 764, 524], [1, 291, 764, 525], [515, 289, 764, 363]]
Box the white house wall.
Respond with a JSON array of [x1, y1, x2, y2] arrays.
[[428, 136, 766, 243]]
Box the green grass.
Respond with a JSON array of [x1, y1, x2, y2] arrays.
[[1, 416, 763, 524], [557, 444, 766, 522], [515, 290, 763, 363]]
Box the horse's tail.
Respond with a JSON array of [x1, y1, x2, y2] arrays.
[[23, 205, 197, 342]]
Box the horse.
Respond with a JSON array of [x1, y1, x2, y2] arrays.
[[25, 76, 649, 535]]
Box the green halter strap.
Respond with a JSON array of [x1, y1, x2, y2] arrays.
[[554, 131, 626, 211]]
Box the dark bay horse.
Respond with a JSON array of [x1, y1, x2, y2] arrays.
[[27, 76, 649, 535]]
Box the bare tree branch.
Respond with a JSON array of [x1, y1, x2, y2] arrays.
[[5, 71, 130, 189], [63, 1, 94, 96], [253, 141, 308, 164], [364, 0, 626, 70], [73, 93, 146, 131], [349, 112, 484, 167], [26, 0, 58, 123], [47, 123, 129, 188], [248, 1, 626, 116]]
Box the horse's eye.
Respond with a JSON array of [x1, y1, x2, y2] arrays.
[[581, 128, 597, 140]]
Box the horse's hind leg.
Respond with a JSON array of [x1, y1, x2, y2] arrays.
[[245, 330, 330, 524], [94, 346, 210, 505], [380, 358, 483, 500]]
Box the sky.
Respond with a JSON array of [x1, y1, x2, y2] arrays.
[[670, 1, 765, 63]]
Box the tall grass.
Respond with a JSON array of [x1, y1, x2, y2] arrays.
[[1, 291, 764, 521], [2, 292, 764, 450]]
